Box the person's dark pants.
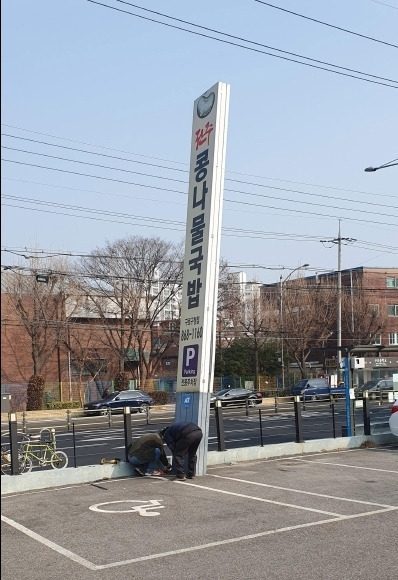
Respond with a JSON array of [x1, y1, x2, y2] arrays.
[[173, 429, 203, 477]]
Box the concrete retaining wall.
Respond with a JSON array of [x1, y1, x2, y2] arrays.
[[2, 433, 396, 496]]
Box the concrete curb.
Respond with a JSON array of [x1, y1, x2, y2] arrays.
[[2, 432, 396, 496]]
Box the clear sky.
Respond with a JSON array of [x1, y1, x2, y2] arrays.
[[2, 0, 397, 284]]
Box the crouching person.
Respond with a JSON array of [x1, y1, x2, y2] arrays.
[[128, 431, 172, 477], [160, 422, 203, 480]]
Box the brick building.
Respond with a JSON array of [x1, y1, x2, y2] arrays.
[[1, 266, 397, 388]]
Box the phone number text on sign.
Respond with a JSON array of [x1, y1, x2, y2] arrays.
[[180, 327, 203, 341]]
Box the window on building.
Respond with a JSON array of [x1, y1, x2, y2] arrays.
[[389, 332, 398, 345], [369, 304, 379, 315], [386, 277, 398, 288], [370, 335, 382, 345], [387, 305, 398, 316]]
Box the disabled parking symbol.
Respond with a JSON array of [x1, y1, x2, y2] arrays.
[[89, 500, 165, 517]]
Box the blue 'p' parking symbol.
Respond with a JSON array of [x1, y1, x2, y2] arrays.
[[182, 345, 198, 377]]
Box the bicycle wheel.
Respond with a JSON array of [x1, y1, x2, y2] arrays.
[[1, 447, 12, 475], [20, 456, 33, 473], [1, 450, 33, 474], [50, 451, 68, 469]]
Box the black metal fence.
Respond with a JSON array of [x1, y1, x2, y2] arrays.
[[1, 393, 393, 476]]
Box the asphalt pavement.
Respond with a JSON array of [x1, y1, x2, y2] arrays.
[[2, 443, 398, 580]]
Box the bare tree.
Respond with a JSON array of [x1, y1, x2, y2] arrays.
[[235, 281, 274, 390], [281, 278, 337, 378], [1, 257, 76, 380], [216, 261, 243, 348], [77, 236, 184, 383], [341, 283, 389, 345], [63, 321, 112, 404]]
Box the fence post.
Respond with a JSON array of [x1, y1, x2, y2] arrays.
[[124, 407, 132, 462], [363, 391, 371, 436], [294, 395, 303, 443], [215, 400, 226, 451], [330, 396, 336, 438], [8, 413, 20, 475], [274, 395, 278, 414], [22, 411, 27, 434], [66, 409, 71, 432], [259, 409, 264, 447], [72, 423, 77, 468], [352, 399, 356, 435]]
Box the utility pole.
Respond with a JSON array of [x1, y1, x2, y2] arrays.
[[337, 220, 342, 374], [321, 221, 356, 379], [279, 264, 309, 390]]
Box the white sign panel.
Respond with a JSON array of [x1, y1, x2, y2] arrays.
[[176, 82, 230, 393]]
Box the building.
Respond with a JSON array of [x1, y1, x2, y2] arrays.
[[1, 267, 397, 388]]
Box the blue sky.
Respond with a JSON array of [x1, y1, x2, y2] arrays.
[[1, 0, 397, 284]]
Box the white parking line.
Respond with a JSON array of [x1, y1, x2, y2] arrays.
[[292, 457, 398, 473], [208, 474, 396, 508], [3, 507, 397, 571], [175, 481, 344, 516], [1, 515, 97, 570]]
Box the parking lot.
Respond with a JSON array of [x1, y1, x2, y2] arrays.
[[2, 443, 397, 580]]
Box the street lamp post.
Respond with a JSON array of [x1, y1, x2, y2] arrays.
[[364, 158, 397, 172], [280, 264, 309, 392]]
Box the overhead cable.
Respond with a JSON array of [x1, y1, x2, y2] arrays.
[[2, 123, 394, 198], [254, 1, 398, 49], [2, 134, 396, 203], [85, 0, 398, 88]]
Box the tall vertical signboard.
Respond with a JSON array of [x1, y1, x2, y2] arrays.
[[174, 82, 230, 475]]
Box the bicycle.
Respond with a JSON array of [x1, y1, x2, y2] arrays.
[[1, 443, 31, 475], [19, 428, 68, 472]]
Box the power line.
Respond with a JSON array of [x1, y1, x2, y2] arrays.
[[3, 229, 397, 257], [3, 146, 398, 215], [2, 146, 186, 184], [4, 176, 397, 224], [85, 0, 398, 88], [3, 124, 395, 199], [254, 1, 398, 48], [3, 134, 397, 204], [369, 0, 398, 8], [3, 172, 398, 226], [3, 191, 398, 233], [3, 165, 398, 229], [2, 263, 396, 293], [111, 0, 398, 81], [1, 133, 187, 175]]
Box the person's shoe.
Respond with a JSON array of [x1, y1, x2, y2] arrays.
[[145, 469, 163, 476], [176, 474, 186, 480], [187, 474, 195, 479], [134, 466, 145, 477]]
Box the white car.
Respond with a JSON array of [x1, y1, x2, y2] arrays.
[[389, 399, 398, 437]]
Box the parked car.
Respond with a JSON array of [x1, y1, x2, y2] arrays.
[[292, 378, 329, 396], [355, 379, 394, 400], [291, 378, 345, 401], [210, 388, 263, 408], [389, 399, 398, 437], [83, 390, 154, 416]]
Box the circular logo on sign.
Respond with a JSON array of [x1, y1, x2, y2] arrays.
[[197, 92, 215, 118]]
